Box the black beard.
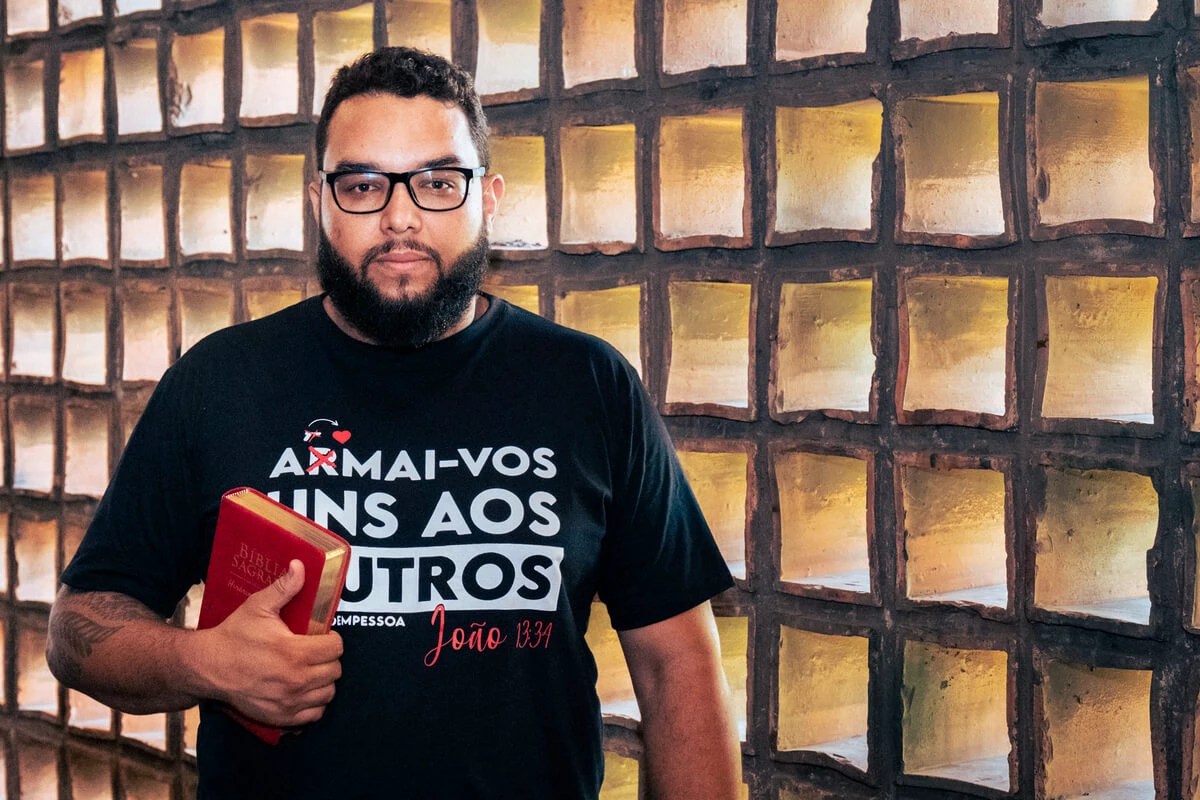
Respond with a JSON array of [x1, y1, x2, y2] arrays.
[[317, 229, 489, 349]]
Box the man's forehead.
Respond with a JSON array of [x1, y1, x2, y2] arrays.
[[324, 93, 479, 168]]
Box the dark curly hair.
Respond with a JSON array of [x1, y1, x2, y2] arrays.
[[315, 47, 490, 170]]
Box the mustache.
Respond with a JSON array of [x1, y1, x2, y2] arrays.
[[359, 239, 442, 272]]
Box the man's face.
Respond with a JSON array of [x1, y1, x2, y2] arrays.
[[308, 93, 503, 346]]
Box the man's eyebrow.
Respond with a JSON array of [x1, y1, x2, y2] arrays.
[[328, 156, 467, 173]]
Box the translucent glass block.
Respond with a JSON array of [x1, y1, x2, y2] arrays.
[[9, 173, 56, 261], [475, 0, 541, 95], [1189, 66, 1200, 227], [775, 280, 873, 414], [113, 38, 161, 135], [663, 0, 746, 74], [17, 738, 58, 798], [902, 276, 1009, 416], [5, 60, 45, 150], [67, 748, 113, 798], [659, 112, 745, 241], [17, 626, 57, 713], [0, 511, 12, 593], [169, 29, 225, 129], [183, 704, 201, 755], [120, 762, 172, 800], [118, 163, 166, 262], [313, 5, 373, 117], [62, 284, 109, 385], [776, 101, 881, 235], [1042, 275, 1156, 423], [1035, 76, 1154, 227], [10, 284, 56, 378], [7, 1, 49, 34], [717, 616, 749, 740], [59, 48, 105, 141], [61, 169, 110, 261], [116, 0, 161, 13], [179, 284, 234, 353], [64, 404, 109, 497], [777, 451, 870, 593], [121, 712, 169, 750], [600, 750, 639, 799], [69, 689, 113, 731], [899, 93, 1004, 237], [1040, 660, 1153, 800], [246, 286, 303, 320], [897, 1, 999, 40], [777, 626, 869, 769], [485, 283, 540, 314], [901, 465, 1007, 608], [557, 286, 642, 375], [1035, 467, 1156, 625], [62, 515, 87, 566], [666, 281, 751, 408], [245, 154, 305, 251], [560, 125, 637, 247], [181, 582, 204, 629], [491, 136, 548, 249], [1038, 1, 1155, 27], [677, 449, 748, 579], [902, 642, 1010, 790], [776, 0, 870, 61], [59, 0, 103, 25], [385, 0, 452, 59], [584, 601, 639, 720], [122, 284, 171, 382], [241, 14, 299, 121], [11, 398, 55, 493], [562, 0, 636, 87], [179, 160, 232, 256], [14, 516, 57, 603], [1192, 482, 1200, 628]]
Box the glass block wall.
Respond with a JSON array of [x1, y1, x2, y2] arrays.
[[3, 0, 1200, 798]]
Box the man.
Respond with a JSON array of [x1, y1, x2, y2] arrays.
[[48, 47, 740, 799]]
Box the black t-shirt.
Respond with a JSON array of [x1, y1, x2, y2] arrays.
[[61, 295, 733, 799]]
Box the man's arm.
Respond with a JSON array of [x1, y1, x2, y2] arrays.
[[47, 560, 343, 727], [618, 601, 741, 799]]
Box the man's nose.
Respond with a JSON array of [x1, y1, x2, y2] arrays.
[[379, 181, 423, 233]]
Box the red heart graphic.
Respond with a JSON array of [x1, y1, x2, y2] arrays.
[[332, 430, 352, 444]]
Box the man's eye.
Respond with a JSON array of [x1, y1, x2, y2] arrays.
[[345, 180, 381, 194]]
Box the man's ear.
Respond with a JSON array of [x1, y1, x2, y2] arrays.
[[307, 180, 322, 226], [481, 173, 505, 235]]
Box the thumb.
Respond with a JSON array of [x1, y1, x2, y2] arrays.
[[253, 559, 305, 615]]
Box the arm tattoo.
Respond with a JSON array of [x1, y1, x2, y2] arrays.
[[53, 610, 120, 685]]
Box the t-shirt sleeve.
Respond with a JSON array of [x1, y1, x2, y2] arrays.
[[594, 358, 733, 630], [59, 359, 212, 618]]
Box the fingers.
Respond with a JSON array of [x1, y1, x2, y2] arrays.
[[252, 559, 306, 615]]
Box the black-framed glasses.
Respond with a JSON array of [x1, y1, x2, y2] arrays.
[[320, 166, 487, 214]]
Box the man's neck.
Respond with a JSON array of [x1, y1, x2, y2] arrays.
[[322, 293, 488, 346]]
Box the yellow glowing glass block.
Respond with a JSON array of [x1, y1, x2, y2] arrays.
[[69, 689, 113, 731], [775, 279, 873, 413], [0, 511, 10, 593], [17, 738, 58, 797], [66, 748, 113, 799], [14, 516, 57, 603], [899, 93, 1004, 237], [121, 762, 172, 800], [1035, 467, 1157, 624], [662, 0, 747, 74], [313, 4, 373, 116], [61, 169, 109, 262], [113, 37, 161, 135], [777, 626, 869, 768], [902, 465, 1007, 608], [122, 284, 171, 382], [180, 284, 234, 354], [241, 14, 299, 120], [1042, 275, 1156, 423], [902, 642, 1010, 789], [182, 583, 205, 630], [776, 101, 881, 234], [184, 704, 201, 755], [485, 284, 540, 315], [475, 0, 541, 95], [677, 450, 747, 579], [659, 112, 745, 240], [59, 0, 103, 24], [8, 0, 49, 33], [59, 48, 105, 140], [667, 281, 751, 408], [179, 160, 233, 256], [65, 404, 110, 497], [121, 712, 169, 751], [777, 451, 870, 593], [1039, 0, 1155, 27], [18, 625, 57, 712], [898, 1, 999, 39], [11, 399, 55, 493], [562, 0, 636, 87], [717, 615, 749, 740], [557, 286, 642, 376], [385, 0, 452, 59], [10, 173, 56, 261], [62, 515, 87, 567], [1035, 76, 1154, 226], [4, 60, 44, 150], [246, 286, 303, 320], [1041, 661, 1153, 799], [246, 154, 305, 251], [170, 29, 225, 128], [776, 0, 869, 60], [560, 125, 637, 246], [491, 136, 548, 249], [584, 601, 639, 720], [902, 276, 1008, 415], [10, 284, 56, 378], [118, 164, 166, 262], [599, 750, 639, 799], [116, 0, 160, 12]]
